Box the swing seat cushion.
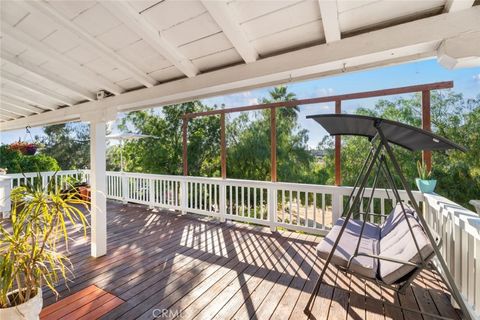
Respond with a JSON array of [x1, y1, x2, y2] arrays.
[[379, 211, 434, 285], [316, 217, 380, 279]]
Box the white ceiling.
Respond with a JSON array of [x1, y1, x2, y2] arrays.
[[0, 0, 477, 125]]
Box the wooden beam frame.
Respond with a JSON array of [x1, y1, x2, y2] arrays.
[[186, 81, 453, 119], [182, 81, 451, 181], [270, 107, 277, 182], [422, 90, 432, 172], [335, 100, 341, 186]]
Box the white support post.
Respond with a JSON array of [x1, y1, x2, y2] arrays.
[[331, 191, 343, 222], [219, 182, 227, 222], [0, 175, 11, 219], [41, 172, 49, 189], [148, 178, 155, 210], [180, 180, 188, 214], [89, 120, 107, 258], [121, 173, 128, 204], [269, 185, 277, 232]]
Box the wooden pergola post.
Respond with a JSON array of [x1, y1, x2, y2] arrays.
[[220, 113, 227, 179], [271, 107, 277, 182], [182, 117, 188, 176], [335, 100, 342, 186], [422, 90, 432, 172]]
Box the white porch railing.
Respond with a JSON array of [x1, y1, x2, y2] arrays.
[[3, 170, 479, 317], [423, 193, 480, 318]]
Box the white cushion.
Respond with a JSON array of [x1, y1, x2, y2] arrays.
[[317, 217, 380, 279], [379, 210, 434, 284]]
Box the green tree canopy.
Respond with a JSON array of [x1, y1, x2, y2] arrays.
[[41, 123, 90, 170], [0, 145, 60, 173]]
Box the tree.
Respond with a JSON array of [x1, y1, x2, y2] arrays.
[[111, 101, 220, 176], [41, 123, 90, 170], [0, 145, 60, 173], [323, 91, 480, 208], [227, 86, 326, 184]]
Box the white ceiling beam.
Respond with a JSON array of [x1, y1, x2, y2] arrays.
[[1, 6, 479, 132], [0, 102, 34, 117], [444, 0, 475, 12], [23, 1, 157, 88], [3, 101, 39, 115], [201, 0, 258, 63], [1, 22, 124, 95], [1, 51, 96, 101], [103, 2, 198, 78], [0, 108, 24, 119], [2, 71, 76, 106], [0, 114, 14, 121], [318, 0, 341, 43], [1, 96, 45, 114], [2, 90, 56, 113]]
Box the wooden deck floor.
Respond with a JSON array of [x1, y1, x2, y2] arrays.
[[40, 201, 461, 320]]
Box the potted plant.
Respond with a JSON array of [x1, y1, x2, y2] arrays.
[[62, 175, 90, 201], [8, 142, 39, 156], [0, 173, 89, 319], [416, 160, 436, 193]]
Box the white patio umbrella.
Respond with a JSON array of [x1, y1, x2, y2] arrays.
[[106, 133, 157, 172]]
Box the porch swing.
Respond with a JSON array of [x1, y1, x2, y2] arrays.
[[304, 114, 471, 320]]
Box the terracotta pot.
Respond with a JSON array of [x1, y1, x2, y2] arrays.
[[79, 186, 91, 201], [0, 288, 42, 320]]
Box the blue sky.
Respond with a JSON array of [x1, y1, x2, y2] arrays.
[[1, 58, 479, 148]]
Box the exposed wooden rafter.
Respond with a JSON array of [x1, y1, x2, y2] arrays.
[[444, 0, 475, 12], [1, 6, 479, 132], [1, 88, 54, 112], [1, 71, 75, 106], [201, 0, 258, 63], [1, 96, 45, 114], [1, 22, 125, 95], [1, 51, 96, 101], [104, 1, 199, 78], [1, 106, 29, 117], [23, 1, 157, 88], [318, 0, 341, 43]]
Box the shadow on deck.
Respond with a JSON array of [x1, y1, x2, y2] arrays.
[[40, 201, 461, 320]]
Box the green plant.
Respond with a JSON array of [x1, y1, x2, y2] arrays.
[[417, 160, 432, 180], [0, 173, 89, 308]]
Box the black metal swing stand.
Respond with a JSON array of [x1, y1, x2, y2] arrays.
[[303, 114, 470, 320]]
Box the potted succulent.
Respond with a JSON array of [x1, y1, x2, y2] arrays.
[[416, 160, 436, 193], [0, 173, 89, 319]]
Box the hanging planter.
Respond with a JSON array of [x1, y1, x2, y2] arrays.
[[8, 141, 38, 155]]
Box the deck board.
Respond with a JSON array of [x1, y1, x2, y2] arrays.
[[35, 201, 461, 320]]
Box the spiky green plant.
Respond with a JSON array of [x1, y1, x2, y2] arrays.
[[0, 173, 89, 308], [417, 160, 432, 180]]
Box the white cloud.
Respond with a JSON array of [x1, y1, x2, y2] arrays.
[[473, 74, 480, 82], [315, 87, 335, 97]]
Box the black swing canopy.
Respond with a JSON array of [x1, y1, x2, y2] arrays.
[[307, 114, 466, 152], [304, 114, 471, 319]]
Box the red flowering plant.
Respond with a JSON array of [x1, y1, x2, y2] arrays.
[[8, 141, 38, 155]]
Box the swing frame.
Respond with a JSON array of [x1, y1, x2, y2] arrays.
[[303, 118, 471, 320]]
